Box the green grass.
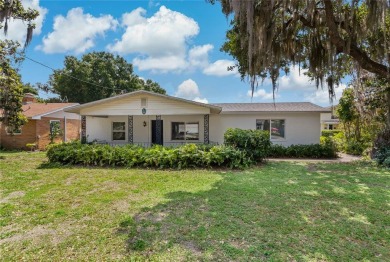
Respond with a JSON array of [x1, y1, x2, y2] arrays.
[[0, 152, 389, 261]]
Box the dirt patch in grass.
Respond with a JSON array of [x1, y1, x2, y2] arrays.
[[0, 191, 25, 204], [306, 164, 318, 172], [181, 241, 202, 256], [0, 221, 79, 246]]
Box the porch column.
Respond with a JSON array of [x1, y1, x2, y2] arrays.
[[128, 115, 133, 144], [81, 115, 86, 144], [204, 114, 209, 144], [155, 115, 162, 145]]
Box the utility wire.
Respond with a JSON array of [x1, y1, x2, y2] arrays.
[[23, 55, 128, 93]]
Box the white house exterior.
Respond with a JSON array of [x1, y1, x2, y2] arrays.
[[65, 90, 331, 146], [320, 106, 340, 130]]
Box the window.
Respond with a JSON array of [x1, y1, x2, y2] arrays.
[[50, 120, 60, 134], [6, 126, 22, 135], [112, 122, 126, 141], [256, 119, 285, 140], [171, 122, 199, 141]]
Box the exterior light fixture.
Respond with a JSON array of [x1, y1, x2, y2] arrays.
[[143, 121, 147, 127]]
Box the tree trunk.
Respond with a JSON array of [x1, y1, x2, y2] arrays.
[[387, 90, 390, 129]]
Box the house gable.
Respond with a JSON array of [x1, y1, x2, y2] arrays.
[[76, 93, 213, 116]]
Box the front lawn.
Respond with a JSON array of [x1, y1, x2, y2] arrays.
[[0, 152, 389, 261]]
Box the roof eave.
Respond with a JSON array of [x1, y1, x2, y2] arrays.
[[64, 90, 222, 114], [30, 104, 80, 119]]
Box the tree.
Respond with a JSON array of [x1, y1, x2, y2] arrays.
[[211, 0, 390, 126], [0, 0, 39, 131], [47, 52, 166, 104], [22, 82, 38, 95]]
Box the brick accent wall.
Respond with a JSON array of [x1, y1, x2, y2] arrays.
[[65, 118, 81, 142], [0, 120, 37, 150], [0, 117, 80, 151], [36, 117, 80, 150]]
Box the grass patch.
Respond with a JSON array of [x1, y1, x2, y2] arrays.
[[0, 151, 389, 261]]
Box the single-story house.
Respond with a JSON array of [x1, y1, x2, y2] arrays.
[[65, 90, 330, 147], [0, 93, 81, 150]]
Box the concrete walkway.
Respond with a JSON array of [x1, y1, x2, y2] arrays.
[[267, 153, 362, 163]]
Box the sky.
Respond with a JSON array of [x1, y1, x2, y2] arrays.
[[1, 0, 348, 106]]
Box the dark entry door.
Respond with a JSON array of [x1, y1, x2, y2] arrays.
[[151, 120, 164, 145]]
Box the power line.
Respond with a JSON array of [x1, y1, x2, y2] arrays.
[[23, 55, 128, 93]]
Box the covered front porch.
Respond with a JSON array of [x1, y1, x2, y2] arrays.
[[66, 90, 222, 146], [82, 114, 214, 147]]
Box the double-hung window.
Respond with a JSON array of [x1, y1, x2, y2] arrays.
[[256, 119, 285, 140], [112, 122, 126, 141], [171, 122, 199, 141]]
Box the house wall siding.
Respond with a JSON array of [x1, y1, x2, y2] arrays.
[[80, 94, 210, 116], [85, 115, 205, 144], [209, 112, 321, 146]]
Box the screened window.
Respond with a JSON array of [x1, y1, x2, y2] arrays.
[[112, 122, 126, 141], [256, 119, 285, 140], [171, 122, 199, 141]]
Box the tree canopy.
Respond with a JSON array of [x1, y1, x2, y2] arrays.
[[47, 52, 166, 104], [212, 0, 389, 99], [0, 0, 39, 131]]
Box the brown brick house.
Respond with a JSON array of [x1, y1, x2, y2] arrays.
[[0, 94, 80, 150]]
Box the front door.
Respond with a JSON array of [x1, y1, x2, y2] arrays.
[[151, 120, 164, 145]]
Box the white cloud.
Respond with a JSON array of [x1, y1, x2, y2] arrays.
[[304, 84, 348, 105], [203, 59, 238, 76], [247, 89, 278, 100], [278, 66, 317, 90], [107, 6, 200, 72], [188, 44, 213, 68], [175, 79, 208, 104], [175, 79, 200, 98], [0, 0, 47, 44], [133, 55, 187, 72], [193, 97, 209, 104], [122, 7, 146, 26], [38, 7, 117, 54]]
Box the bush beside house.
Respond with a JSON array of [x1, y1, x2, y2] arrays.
[[46, 142, 251, 169], [268, 143, 338, 159], [46, 128, 338, 169], [224, 128, 271, 161]]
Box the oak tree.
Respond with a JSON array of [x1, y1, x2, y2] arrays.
[[0, 0, 39, 131], [47, 52, 166, 104]]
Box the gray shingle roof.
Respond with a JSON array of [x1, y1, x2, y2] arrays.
[[211, 102, 330, 113]]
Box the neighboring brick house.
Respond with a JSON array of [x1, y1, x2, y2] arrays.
[[0, 94, 80, 150]]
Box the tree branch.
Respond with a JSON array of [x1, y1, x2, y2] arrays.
[[323, 0, 390, 79]]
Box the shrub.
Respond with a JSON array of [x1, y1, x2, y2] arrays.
[[224, 128, 271, 162], [321, 130, 342, 137], [46, 141, 251, 169], [268, 143, 338, 159], [373, 146, 390, 168]]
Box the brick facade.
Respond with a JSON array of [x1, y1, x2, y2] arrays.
[[0, 120, 37, 150], [0, 117, 80, 150]]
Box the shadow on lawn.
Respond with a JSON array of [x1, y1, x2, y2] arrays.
[[119, 162, 389, 261]]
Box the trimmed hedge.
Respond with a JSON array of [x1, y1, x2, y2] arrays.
[[224, 128, 271, 161], [268, 143, 338, 159], [46, 142, 252, 169]]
